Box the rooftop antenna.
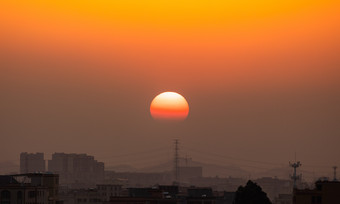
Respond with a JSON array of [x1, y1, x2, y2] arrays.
[[333, 166, 337, 181], [290, 153, 302, 189]]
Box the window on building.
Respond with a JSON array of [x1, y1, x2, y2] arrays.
[[1, 190, 11, 204], [17, 191, 23, 204], [316, 184, 322, 191], [28, 191, 36, 198], [312, 196, 316, 204], [317, 196, 322, 204]]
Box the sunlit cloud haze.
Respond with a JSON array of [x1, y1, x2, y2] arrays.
[[1, 0, 340, 179]]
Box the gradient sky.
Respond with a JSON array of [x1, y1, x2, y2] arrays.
[[1, 1, 340, 179]]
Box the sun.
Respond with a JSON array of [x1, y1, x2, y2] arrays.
[[150, 92, 189, 121]]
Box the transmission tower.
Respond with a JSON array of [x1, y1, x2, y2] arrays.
[[290, 161, 302, 189], [174, 139, 179, 183], [333, 166, 337, 181]]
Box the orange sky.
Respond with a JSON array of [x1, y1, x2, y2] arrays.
[[1, 0, 339, 90], [1, 1, 340, 178]]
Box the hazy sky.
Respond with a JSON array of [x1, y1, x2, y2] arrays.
[[1, 1, 339, 178]]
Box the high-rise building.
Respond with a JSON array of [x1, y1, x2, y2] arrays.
[[48, 153, 104, 188], [20, 152, 46, 173]]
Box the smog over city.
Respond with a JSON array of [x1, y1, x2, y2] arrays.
[[1, 1, 340, 204]]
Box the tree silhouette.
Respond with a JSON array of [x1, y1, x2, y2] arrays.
[[234, 180, 272, 204]]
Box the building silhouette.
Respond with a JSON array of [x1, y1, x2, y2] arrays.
[[0, 173, 59, 204], [108, 186, 234, 204], [293, 180, 340, 204], [254, 177, 292, 201], [97, 184, 123, 202], [48, 153, 104, 188], [20, 152, 46, 173], [59, 184, 123, 204]]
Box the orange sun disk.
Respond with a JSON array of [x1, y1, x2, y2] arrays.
[[150, 92, 189, 121]]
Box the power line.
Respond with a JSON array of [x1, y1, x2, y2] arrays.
[[106, 157, 172, 168], [184, 152, 281, 171], [104, 152, 172, 166], [96, 147, 170, 160], [186, 147, 285, 167]]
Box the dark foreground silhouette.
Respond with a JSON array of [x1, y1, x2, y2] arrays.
[[234, 180, 272, 204]]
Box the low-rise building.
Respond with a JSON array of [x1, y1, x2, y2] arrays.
[[274, 193, 292, 204], [293, 180, 340, 204], [0, 173, 60, 204], [108, 186, 233, 204], [97, 184, 123, 202]]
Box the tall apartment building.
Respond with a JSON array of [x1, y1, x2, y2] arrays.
[[48, 153, 104, 189], [20, 152, 46, 173]]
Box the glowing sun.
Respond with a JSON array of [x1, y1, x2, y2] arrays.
[[150, 92, 189, 121]]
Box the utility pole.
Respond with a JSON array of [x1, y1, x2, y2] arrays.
[[290, 161, 302, 189], [333, 166, 337, 181], [174, 139, 179, 183]]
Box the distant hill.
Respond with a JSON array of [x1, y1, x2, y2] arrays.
[[105, 164, 138, 172], [139, 158, 250, 178], [104, 159, 321, 183], [254, 166, 291, 179]]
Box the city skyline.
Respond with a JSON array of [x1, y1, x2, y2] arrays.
[[1, 0, 340, 182], [9, 148, 338, 184]]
